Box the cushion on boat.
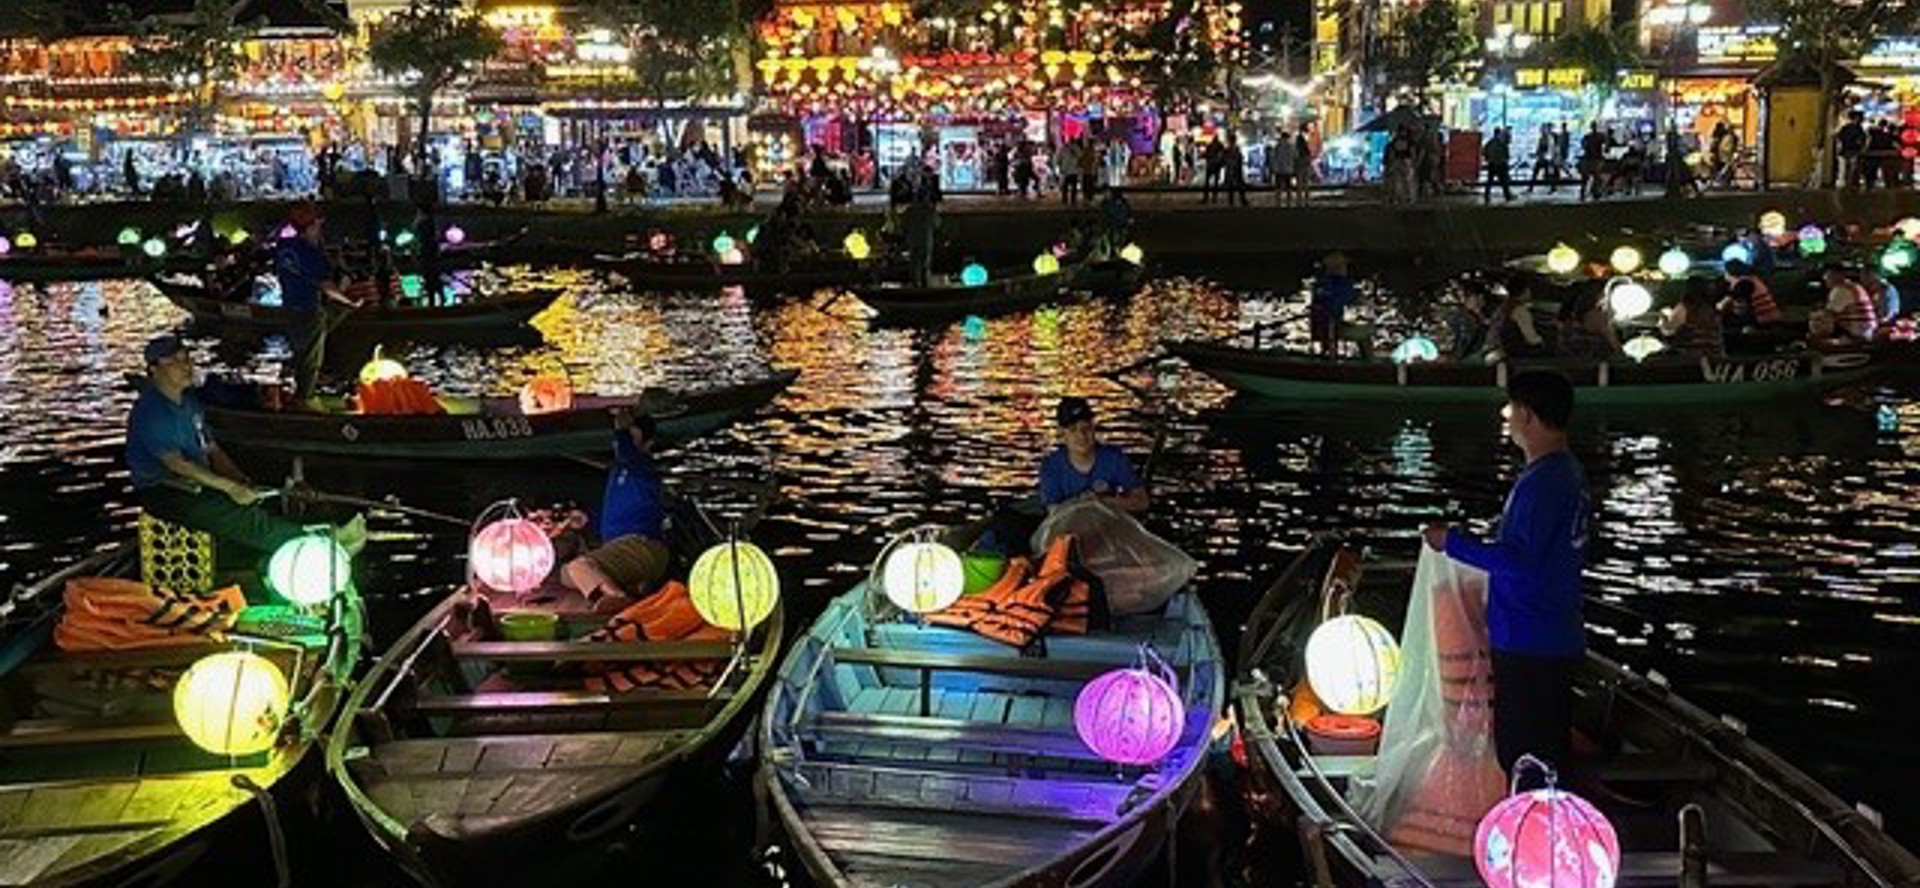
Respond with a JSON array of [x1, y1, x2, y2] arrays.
[[137, 510, 215, 595]]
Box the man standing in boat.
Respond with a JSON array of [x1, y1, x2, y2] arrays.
[[1422, 371, 1588, 786], [1040, 397, 1150, 514], [127, 335, 366, 566], [275, 201, 355, 407], [562, 404, 670, 612]]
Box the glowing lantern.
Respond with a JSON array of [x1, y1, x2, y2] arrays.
[[648, 231, 672, 253], [1883, 243, 1917, 274], [1758, 210, 1787, 237], [1033, 253, 1061, 276], [393, 229, 418, 249], [718, 247, 746, 266], [958, 263, 989, 287], [1390, 335, 1439, 364], [1545, 243, 1581, 276], [443, 225, 466, 246], [14, 231, 37, 250], [228, 229, 250, 246], [399, 275, 424, 300], [1608, 245, 1643, 274], [1119, 243, 1145, 265], [1075, 661, 1185, 765], [745, 225, 759, 244], [1605, 278, 1653, 321], [470, 515, 555, 594], [142, 237, 167, 259], [0, 236, 10, 256], [1798, 225, 1827, 256], [844, 230, 872, 260], [1305, 614, 1400, 715], [880, 540, 965, 613], [1721, 242, 1751, 265], [688, 539, 779, 631], [712, 232, 736, 255], [1623, 334, 1666, 362], [358, 349, 408, 384], [172, 651, 290, 757], [118, 227, 142, 246], [518, 375, 573, 415], [278, 224, 297, 240], [321, 81, 345, 102], [1051, 240, 1071, 258], [1897, 217, 1920, 242], [1475, 766, 1621, 888], [1657, 247, 1691, 277], [266, 534, 351, 606]]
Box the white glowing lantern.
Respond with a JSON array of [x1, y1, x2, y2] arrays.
[[1609, 245, 1643, 274], [1622, 334, 1667, 362], [1657, 247, 1691, 277], [1895, 217, 1920, 242], [881, 541, 966, 613], [1305, 614, 1401, 715], [1605, 277, 1653, 321]]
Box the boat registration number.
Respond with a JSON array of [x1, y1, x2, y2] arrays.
[[460, 416, 535, 440], [218, 303, 252, 319], [1703, 357, 1801, 384]]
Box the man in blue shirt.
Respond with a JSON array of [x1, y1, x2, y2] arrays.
[[563, 407, 671, 612], [1038, 397, 1149, 513], [1424, 371, 1588, 783], [275, 202, 349, 405], [1309, 252, 1358, 357], [128, 335, 365, 560]]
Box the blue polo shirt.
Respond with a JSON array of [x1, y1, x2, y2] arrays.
[[126, 384, 209, 490], [1445, 450, 1589, 657], [273, 237, 330, 316], [1038, 444, 1142, 506], [600, 431, 665, 540]]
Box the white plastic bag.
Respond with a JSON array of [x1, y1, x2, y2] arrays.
[[1030, 499, 1196, 616], [1349, 546, 1506, 857]]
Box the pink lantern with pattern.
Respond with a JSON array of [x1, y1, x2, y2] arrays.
[[1074, 650, 1184, 765], [1475, 756, 1621, 888], [469, 507, 555, 594]]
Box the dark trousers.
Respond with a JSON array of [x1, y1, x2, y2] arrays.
[[139, 485, 307, 560], [1484, 165, 1514, 202], [1491, 649, 1577, 788]]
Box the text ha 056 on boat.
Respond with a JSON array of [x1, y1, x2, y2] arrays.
[[1232, 534, 1920, 888], [0, 523, 364, 887], [327, 499, 783, 887], [761, 505, 1225, 888]]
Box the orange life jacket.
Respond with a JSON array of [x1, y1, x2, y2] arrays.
[[54, 577, 246, 652], [581, 581, 730, 693], [924, 536, 1096, 648], [357, 378, 444, 416]]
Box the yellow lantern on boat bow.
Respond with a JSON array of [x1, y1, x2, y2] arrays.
[[173, 650, 291, 756], [689, 539, 779, 631]]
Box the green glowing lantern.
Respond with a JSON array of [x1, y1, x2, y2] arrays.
[[142, 237, 167, 259], [1657, 247, 1691, 277], [1545, 243, 1581, 276], [14, 231, 38, 250], [228, 228, 250, 246], [712, 232, 736, 255], [117, 227, 142, 246], [400, 274, 424, 300], [266, 533, 351, 606], [393, 229, 417, 249]]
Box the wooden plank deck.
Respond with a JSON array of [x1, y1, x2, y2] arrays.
[[355, 731, 686, 830], [803, 803, 1100, 888]]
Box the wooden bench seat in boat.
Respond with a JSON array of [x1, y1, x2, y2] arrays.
[[786, 759, 1142, 822], [1303, 752, 1715, 784], [830, 647, 1127, 681], [803, 711, 1102, 763], [1398, 850, 1843, 887], [450, 640, 736, 663], [0, 717, 181, 750], [411, 688, 729, 716]]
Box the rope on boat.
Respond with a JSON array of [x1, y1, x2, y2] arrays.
[[232, 774, 291, 888]]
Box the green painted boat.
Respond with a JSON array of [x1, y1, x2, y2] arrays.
[[1166, 341, 1886, 406]]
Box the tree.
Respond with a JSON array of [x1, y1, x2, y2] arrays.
[[366, 0, 501, 171], [1383, 0, 1477, 103], [119, 0, 258, 143], [0, 0, 66, 38], [582, 0, 744, 112], [1752, 0, 1920, 181], [1123, 0, 1233, 111], [1544, 21, 1641, 97]]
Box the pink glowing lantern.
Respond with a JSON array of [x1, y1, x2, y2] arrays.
[[648, 231, 672, 253], [1074, 657, 1185, 765], [469, 513, 555, 593], [1475, 757, 1621, 888], [443, 225, 466, 246], [278, 224, 297, 240]]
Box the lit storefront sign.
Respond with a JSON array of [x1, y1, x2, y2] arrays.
[[1695, 25, 1779, 64], [1511, 68, 1658, 90]]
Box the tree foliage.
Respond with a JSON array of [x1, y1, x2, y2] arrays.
[[1753, 0, 1918, 82], [1545, 21, 1641, 96], [118, 0, 258, 138], [0, 0, 66, 38], [582, 0, 745, 105], [1122, 0, 1231, 110], [367, 0, 502, 149], [1384, 0, 1477, 97]]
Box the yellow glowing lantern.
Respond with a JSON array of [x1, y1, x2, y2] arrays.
[[1758, 210, 1787, 238], [1609, 245, 1643, 274], [688, 540, 779, 631], [1119, 243, 1145, 265], [358, 347, 408, 385], [14, 231, 38, 250], [321, 82, 345, 102], [173, 651, 290, 756], [266, 534, 351, 606], [1033, 253, 1061, 275], [1305, 614, 1401, 715], [881, 540, 965, 613], [1545, 243, 1581, 276], [844, 230, 872, 260]]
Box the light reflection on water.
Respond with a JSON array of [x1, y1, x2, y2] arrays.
[[0, 269, 1916, 871]]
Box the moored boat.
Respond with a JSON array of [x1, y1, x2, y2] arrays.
[[855, 258, 1144, 325], [1166, 340, 1886, 406], [595, 251, 896, 292], [202, 371, 796, 462], [149, 274, 563, 337], [759, 520, 1225, 888], [0, 247, 182, 284], [0, 540, 363, 887], [1232, 536, 1920, 888]]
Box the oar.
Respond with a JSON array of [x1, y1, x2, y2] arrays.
[[281, 484, 470, 529]]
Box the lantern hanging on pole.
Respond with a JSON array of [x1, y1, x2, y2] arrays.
[[1545, 243, 1581, 276], [843, 230, 872, 260], [1304, 614, 1400, 715], [1074, 646, 1185, 765], [960, 262, 989, 287], [1608, 245, 1643, 274], [688, 538, 779, 631], [468, 501, 556, 594], [1757, 210, 1787, 238], [1605, 277, 1653, 322], [1657, 246, 1691, 277], [873, 529, 965, 614], [266, 533, 351, 606], [1475, 755, 1621, 888], [173, 650, 291, 756]]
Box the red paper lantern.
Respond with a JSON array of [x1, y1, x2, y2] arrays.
[[1475, 761, 1621, 888]]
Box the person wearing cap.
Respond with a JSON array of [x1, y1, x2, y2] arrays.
[[127, 336, 365, 561], [1422, 371, 1588, 785], [561, 403, 671, 612], [275, 202, 350, 405], [1038, 397, 1149, 513]]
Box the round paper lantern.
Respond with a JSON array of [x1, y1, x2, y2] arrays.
[[266, 534, 351, 606], [393, 229, 418, 249], [1623, 333, 1666, 362], [1476, 784, 1621, 888], [1305, 614, 1400, 715], [1720, 241, 1751, 265], [712, 232, 736, 255], [1657, 247, 1691, 277], [882, 541, 965, 613], [718, 247, 746, 266], [1545, 243, 1581, 276], [1758, 210, 1787, 237], [0, 236, 11, 256], [1075, 666, 1185, 765], [960, 263, 989, 287], [648, 230, 672, 253], [1798, 225, 1827, 256], [358, 355, 408, 384], [228, 228, 250, 246], [443, 225, 466, 246], [1390, 335, 1439, 364], [1033, 253, 1061, 275], [518, 375, 573, 415], [1119, 243, 1145, 265], [173, 651, 290, 756], [142, 237, 167, 259], [843, 230, 872, 260], [118, 227, 142, 246], [469, 517, 555, 593], [278, 224, 297, 240], [1896, 216, 1920, 242], [688, 540, 779, 631], [14, 231, 37, 250], [1884, 243, 1917, 274], [1608, 245, 1643, 274], [1606, 278, 1653, 321]]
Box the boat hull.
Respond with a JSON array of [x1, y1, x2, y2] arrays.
[[152, 277, 560, 336], [599, 254, 897, 292], [856, 260, 1142, 325]]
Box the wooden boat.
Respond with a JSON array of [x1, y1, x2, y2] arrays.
[[1232, 536, 1920, 888], [760, 527, 1226, 887], [595, 251, 896, 292], [204, 370, 796, 462], [0, 247, 182, 284], [1166, 340, 1887, 406], [327, 534, 784, 885], [149, 274, 562, 337], [855, 259, 1144, 325], [0, 542, 363, 887]]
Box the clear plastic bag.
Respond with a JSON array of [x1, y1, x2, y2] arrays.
[[1349, 546, 1507, 857], [1030, 499, 1196, 616]]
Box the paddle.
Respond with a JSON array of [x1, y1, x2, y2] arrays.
[[278, 461, 470, 529]]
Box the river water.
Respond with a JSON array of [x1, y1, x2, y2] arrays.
[[1, 270, 1915, 885]]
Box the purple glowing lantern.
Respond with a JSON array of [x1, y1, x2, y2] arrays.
[[1074, 654, 1184, 765], [444, 225, 466, 246]]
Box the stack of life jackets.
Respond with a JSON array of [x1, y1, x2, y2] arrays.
[[357, 378, 444, 415], [581, 581, 731, 693], [924, 535, 1105, 649], [55, 577, 247, 652]]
